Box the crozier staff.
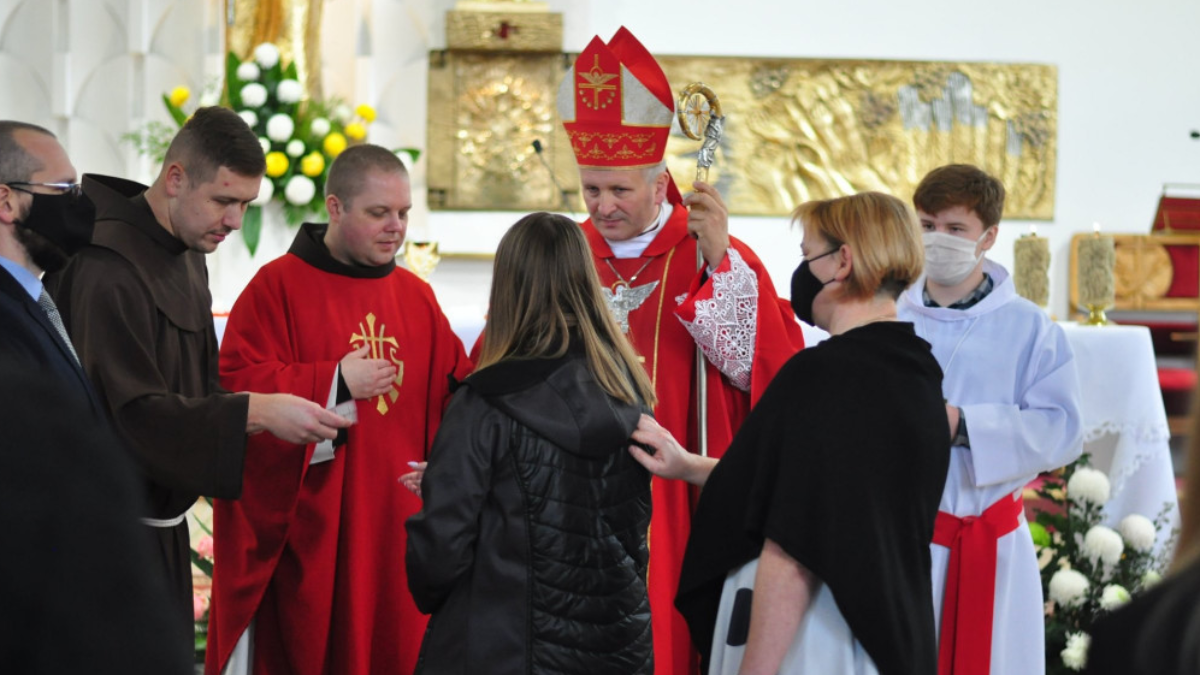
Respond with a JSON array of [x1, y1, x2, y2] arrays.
[[557, 25, 806, 675]]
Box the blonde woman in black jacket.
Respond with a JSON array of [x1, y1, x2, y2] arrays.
[[406, 212, 657, 675]]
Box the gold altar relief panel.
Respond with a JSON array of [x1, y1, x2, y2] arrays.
[[427, 51, 577, 210], [657, 57, 1057, 219], [426, 54, 1056, 218]]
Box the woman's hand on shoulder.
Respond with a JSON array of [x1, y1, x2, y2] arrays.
[[628, 414, 717, 487]]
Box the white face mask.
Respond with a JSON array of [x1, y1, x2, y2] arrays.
[[923, 230, 987, 286]]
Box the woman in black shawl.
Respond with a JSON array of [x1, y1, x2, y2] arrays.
[[630, 192, 952, 675]]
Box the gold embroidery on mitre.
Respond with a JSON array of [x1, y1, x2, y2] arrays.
[[578, 54, 618, 110], [349, 312, 405, 416], [568, 130, 658, 162]]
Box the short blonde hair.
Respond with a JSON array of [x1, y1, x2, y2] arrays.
[[792, 192, 924, 301]]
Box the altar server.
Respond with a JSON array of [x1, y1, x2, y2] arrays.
[[897, 164, 1084, 675]]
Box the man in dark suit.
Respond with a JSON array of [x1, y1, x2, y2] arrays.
[[0, 120, 99, 412], [0, 121, 192, 672]]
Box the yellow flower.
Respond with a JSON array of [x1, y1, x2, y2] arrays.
[[300, 152, 325, 177], [265, 151, 290, 178], [344, 122, 367, 141], [168, 86, 190, 108], [323, 132, 347, 157], [355, 104, 376, 123]]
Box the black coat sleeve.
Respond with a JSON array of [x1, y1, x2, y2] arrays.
[[405, 387, 510, 614]]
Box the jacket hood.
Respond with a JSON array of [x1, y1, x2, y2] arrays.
[[900, 258, 1018, 321], [463, 348, 645, 458]]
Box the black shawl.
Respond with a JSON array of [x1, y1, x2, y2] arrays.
[[675, 321, 950, 675]]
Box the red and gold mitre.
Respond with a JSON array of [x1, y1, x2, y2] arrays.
[[558, 26, 675, 172]]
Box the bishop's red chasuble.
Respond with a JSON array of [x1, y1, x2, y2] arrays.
[[207, 225, 471, 675], [583, 206, 805, 675]]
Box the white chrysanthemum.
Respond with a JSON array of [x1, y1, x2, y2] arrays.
[[286, 139, 306, 157], [1061, 632, 1090, 671], [1048, 568, 1089, 607], [309, 117, 331, 138], [1067, 467, 1111, 506], [250, 178, 274, 206], [1142, 570, 1162, 588], [236, 62, 261, 82], [257, 137, 269, 154], [284, 175, 316, 205], [254, 43, 280, 69], [1118, 514, 1157, 552], [238, 110, 259, 129], [240, 83, 268, 108], [1083, 525, 1125, 568], [1099, 584, 1131, 610], [276, 79, 303, 104], [333, 104, 352, 122], [266, 114, 295, 142], [199, 89, 220, 106]]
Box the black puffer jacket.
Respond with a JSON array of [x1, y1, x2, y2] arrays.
[[406, 349, 653, 675]]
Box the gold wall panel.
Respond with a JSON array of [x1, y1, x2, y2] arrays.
[[427, 51, 577, 211], [446, 10, 562, 52], [427, 54, 1057, 218]]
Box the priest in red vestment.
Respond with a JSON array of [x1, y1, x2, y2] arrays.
[[206, 145, 472, 675], [558, 27, 806, 675]]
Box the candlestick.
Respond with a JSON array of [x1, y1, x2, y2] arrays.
[[1014, 232, 1050, 307], [1077, 231, 1115, 325]]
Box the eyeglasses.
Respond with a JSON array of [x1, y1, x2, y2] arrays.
[[6, 181, 83, 199], [801, 247, 839, 264]]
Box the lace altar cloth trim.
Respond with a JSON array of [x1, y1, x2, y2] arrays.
[[1084, 420, 1172, 496]]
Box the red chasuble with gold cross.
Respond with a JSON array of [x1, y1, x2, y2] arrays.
[[583, 206, 805, 675], [207, 224, 471, 675]]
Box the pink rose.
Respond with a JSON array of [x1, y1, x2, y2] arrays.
[[196, 535, 214, 559], [193, 593, 210, 621]]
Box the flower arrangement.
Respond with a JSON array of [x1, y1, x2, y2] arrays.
[[126, 42, 418, 255], [191, 504, 215, 661], [1029, 455, 1176, 673]]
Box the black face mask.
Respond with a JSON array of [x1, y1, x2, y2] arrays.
[[15, 190, 97, 258], [790, 255, 836, 326]]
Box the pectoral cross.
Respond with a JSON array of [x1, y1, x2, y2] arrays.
[[602, 280, 659, 334], [350, 312, 405, 415]]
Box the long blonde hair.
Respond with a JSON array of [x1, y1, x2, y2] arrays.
[[478, 212, 656, 408]]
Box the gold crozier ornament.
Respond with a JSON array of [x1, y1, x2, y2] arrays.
[[349, 313, 405, 415]]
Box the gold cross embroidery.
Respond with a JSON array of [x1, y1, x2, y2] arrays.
[[578, 54, 618, 109], [350, 312, 405, 415]]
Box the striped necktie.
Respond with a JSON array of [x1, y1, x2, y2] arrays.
[[37, 288, 80, 365]]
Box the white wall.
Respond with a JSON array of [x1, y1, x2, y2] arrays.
[[3, 0, 1198, 318]]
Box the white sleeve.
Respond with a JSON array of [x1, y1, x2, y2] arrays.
[[964, 324, 1084, 487], [676, 247, 759, 391], [310, 366, 342, 465]]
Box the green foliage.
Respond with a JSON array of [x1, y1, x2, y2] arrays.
[[125, 42, 418, 257]]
